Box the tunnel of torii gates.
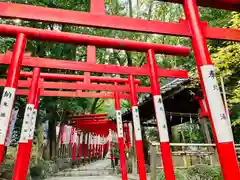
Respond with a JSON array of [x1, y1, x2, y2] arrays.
[[59, 113, 117, 164], [0, 0, 239, 180]]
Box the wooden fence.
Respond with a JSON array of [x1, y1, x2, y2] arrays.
[[150, 143, 240, 180]]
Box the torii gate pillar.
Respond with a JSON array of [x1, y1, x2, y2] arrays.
[[184, 0, 240, 179]]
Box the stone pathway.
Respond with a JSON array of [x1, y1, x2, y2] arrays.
[[47, 176, 120, 180], [46, 159, 151, 180], [46, 159, 121, 180]]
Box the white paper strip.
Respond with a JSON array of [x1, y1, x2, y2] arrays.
[[29, 109, 38, 140], [132, 106, 142, 140], [0, 87, 16, 144], [116, 110, 124, 138], [19, 104, 34, 143], [201, 65, 233, 143], [153, 95, 169, 142]]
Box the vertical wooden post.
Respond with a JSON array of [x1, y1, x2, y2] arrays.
[[150, 144, 157, 180], [180, 130, 188, 168], [131, 123, 137, 175], [199, 117, 212, 144], [212, 148, 219, 166], [77, 133, 81, 165]]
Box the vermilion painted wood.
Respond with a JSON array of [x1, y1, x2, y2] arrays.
[[129, 75, 147, 180], [194, 96, 209, 118], [72, 120, 110, 123], [0, 24, 190, 56], [71, 116, 106, 119], [123, 123, 131, 149], [73, 120, 114, 125], [0, 53, 189, 78], [13, 68, 40, 180], [147, 49, 175, 180], [114, 85, 128, 180], [72, 118, 106, 121], [184, 0, 240, 179], [16, 89, 130, 99], [84, 0, 105, 85], [0, 3, 239, 40], [71, 121, 116, 126], [68, 114, 107, 118], [0, 79, 151, 93], [0, 34, 27, 166], [73, 123, 116, 136], [24, 88, 40, 176], [18, 71, 141, 83]]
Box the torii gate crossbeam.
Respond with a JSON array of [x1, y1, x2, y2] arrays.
[[0, 53, 189, 77], [0, 2, 239, 41]]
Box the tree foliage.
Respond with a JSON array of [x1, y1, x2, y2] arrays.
[[211, 12, 240, 136]]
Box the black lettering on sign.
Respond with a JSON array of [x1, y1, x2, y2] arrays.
[[3, 102, 8, 107], [27, 106, 33, 111], [220, 113, 227, 120], [158, 97, 162, 104], [213, 85, 219, 91], [3, 91, 12, 98], [208, 70, 216, 79], [0, 113, 6, 117]]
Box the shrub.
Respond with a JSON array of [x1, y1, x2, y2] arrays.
[[158, 169, 190, 180], [157, 165, 222, 180], [30, 160, 56, 179], [187, 165, 222, 180], [0, 162, 14, 179]]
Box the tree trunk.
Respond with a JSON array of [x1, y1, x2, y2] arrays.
[[56, 123, 64, 157], [35, 122, 44, 163], [141, 127, 150, 164], [90, 98, 99, 114], [49, 118, 57, 160]]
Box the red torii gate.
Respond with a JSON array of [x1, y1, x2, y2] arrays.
[[0, 0, 238, 180], [0, 68, 143, 179], [0, 56, 188, 180], [0, 1, 238, 41], [68, 114, 108, 118], [0, 52, 188, 77], [67, 114, 114, 162], [65, 114, 115, 163], [71, 120, 116, 135], [0, 39, 188, 180]]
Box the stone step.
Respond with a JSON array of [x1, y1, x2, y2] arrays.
[[61, 168, 112, 172], [53, 171, 112, 177], [46, 175, 121, 180]]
